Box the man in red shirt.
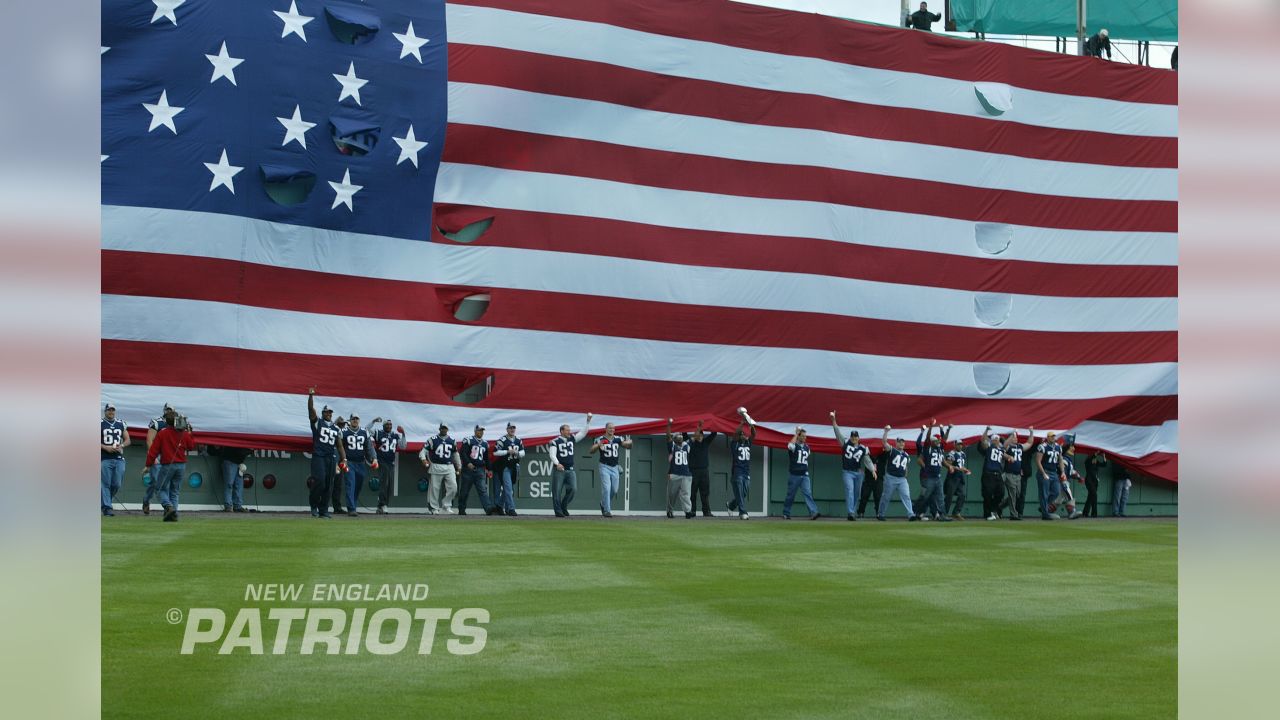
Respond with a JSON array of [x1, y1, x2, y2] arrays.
[[144, 413, 197, 522]]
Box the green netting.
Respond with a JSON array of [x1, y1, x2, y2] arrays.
[[949, 1, 1178, 42]]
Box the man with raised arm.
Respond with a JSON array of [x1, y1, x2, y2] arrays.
[[783, 427, 821, 520], [877, 426, 919, 521], [370, 417, 406, 514], [307, 388, 347, 519], [548, 413, 591, 517], [915, 420, 951, 521], [666, 418, 694, 519], [1000, 428, 1035, 521], [978, 426, 1004, 520], [831, 411, 875, 522], [688, 420, 720, 517], [726, 409, 757, 519], [590, 422, 632, 517]]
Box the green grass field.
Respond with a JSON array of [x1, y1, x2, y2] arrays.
[[102, 515, 1176, 719]]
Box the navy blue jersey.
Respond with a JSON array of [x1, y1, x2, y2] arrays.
[[1004, 444, 1025, 474], [886, 448, 912, 478], [372, 429, 402, 465], [147, 416, 167, 432], [550, 435, 578, 469], [461, 437, 489, 470], [311, 417, 340, 457], [668, 440, 691, 475], [1062, 454, 1077, 478], [426, 435, 456, 465], [983, 441, 1004, 471], [947, 450, 967, 477], [787, 442, 811, 476], [342, 427, 372, 464], [842, 440, 869, 472], [597, 436, 623, 467], [920, 444, 945, 478], [495, 435, 524, 468], [1037, 442, 1063, 475], [101, 418, 127, 459], [729, 439, 752, 472]]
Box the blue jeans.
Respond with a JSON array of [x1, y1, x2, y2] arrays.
[[1113, 480, 1130, 515], [918, 475, 943, 516], [842, 470, 864, 516], [1038, 472, 1058, 517], [878, 475, 915, 518], [783, 473, 818, 517], [728, 468, 750, 512], [599, 464, 620, 513], [156, 462, 185, 511], [222, 459, 243, 509], [100, 457, 124, 511], [499, 466, 517, 512], [552, 467, 577, 514], [141, 465, 162, 504], [457, 467, 493, 512], [346, 462, 367, 510]]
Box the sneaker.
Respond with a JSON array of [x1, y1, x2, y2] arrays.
[[666, 511, 674, 519], [506, 509, 518, 517], [102, 508, 114, 517], [1009, 515, 1023, 521], [935, 515, 952, 522], [919, 515, 930, 522], [876, 515, 886, 521], [951, 514, 964, 521], [739, 513, 749, 520], [376, 505, 386, 514], [348, 511, 358, 517], [847, 513, 856, 521], [685, 512, 695, 519], [311, 508, 320, 517], [603, 511, 613, 518], [809, 512, 821, 520], [554, 511, 566, 518], [162, 506, 176, 522], [783, 515, 791, 520], [908, 515, 920, 522], [1068, 510, 1082, 520], [319, 511, 332, 519], [458, 509, 467, 516], [222, 504, 232, 512], [233, 507, 246, 513], [1042, 514, 1058, 520], [142, 501, 150, 515], [485, 507, 496, 516], [986, 513, 997, 521]]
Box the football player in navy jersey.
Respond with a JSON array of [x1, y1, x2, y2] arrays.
[[783, 427, 821, 520], [978, 427, 1005, 520], [141, 404, 174, 515], [307, 388, 347, 519], [831, 411, 875, 521], [1034, 431, 1067, 520], [914, 421, 951, 521], [549, 413, 592, 517], [877, 426, 919, 521], [943, 438, 971, 519], [590, 422, 632, 517], [420, 424, 462, 514], [370, 418, 406, 514], [100, 404, 130, 516], [493, 423, 525, 516], [665, 419, 694, 519], [999, 429, 1035, 520], [726, 411, 757, 519], [457, 425, 498, 516], [341, 415, 374, 516]]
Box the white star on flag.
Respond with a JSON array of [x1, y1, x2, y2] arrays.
[[276, 105, 316, 149], [206, 42, 244, 86], [274, 1, 313, 42], [393, 22, 429, 63], [333, 62, 368, 105], [203, 149, 244, 194], [328, 169, 363, 211], [142, 90, 184, 134], [392, 125, 428, 168], [151, 0, 185, 26]]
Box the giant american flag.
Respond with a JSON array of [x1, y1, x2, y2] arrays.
[[101, 0, 1178, 480]]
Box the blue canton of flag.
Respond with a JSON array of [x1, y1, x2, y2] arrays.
[[102, 0, 447, 241]]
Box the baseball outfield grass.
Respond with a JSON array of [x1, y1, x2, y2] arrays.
[[102, 514, 1176, 719]]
